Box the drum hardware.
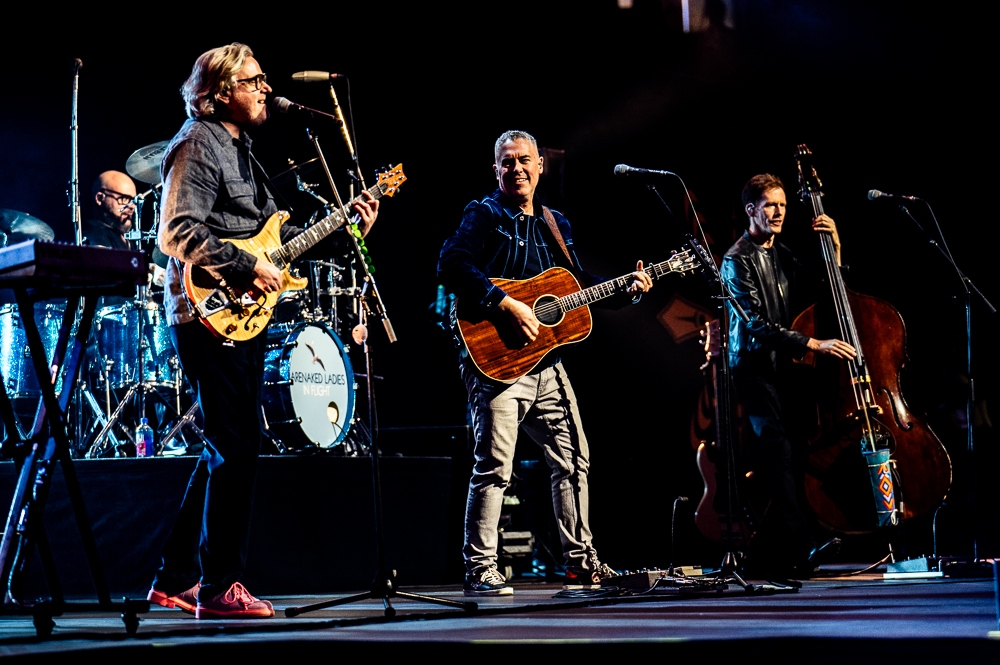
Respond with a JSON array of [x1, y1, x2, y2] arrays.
[[77, 284, 190, 457], [271, 157, 322, 188], [157, 400, 209, 457]]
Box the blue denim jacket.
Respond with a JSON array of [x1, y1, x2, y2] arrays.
[[437, 189, 606, 318]]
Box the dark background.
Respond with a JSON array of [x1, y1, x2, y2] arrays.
[[2, 1, 995, 571]]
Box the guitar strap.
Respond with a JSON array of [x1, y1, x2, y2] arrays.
[[541, 206, 578, 276]]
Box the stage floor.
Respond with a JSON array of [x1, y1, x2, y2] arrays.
[[0, 566, 997, 663]]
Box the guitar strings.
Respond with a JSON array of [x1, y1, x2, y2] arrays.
[[530, 254, 692, 318]]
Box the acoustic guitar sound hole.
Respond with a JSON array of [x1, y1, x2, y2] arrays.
[[533, 295, 563, 326]]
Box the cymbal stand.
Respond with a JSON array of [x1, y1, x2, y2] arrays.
[[286, 130, 473, 616]]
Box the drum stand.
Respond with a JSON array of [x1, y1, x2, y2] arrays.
[[80, 289, 189, 458], [285, 130, 474, 616]]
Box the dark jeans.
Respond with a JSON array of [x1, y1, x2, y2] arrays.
[[151, 321, 267, 601], [733, 367, 814, 570]]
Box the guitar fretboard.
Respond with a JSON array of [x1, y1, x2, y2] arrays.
[[269, 182, 389, 268], [557, 256, 688, 313]]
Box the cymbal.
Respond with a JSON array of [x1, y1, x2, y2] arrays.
[[126, 141, 170, 184], [272, 157, 321, 187], [0, 209, 55, 245]]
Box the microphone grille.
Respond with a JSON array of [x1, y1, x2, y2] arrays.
[[270, 96, 293, 113], [613, 164, 630, 175], [867, 189, 882, 200]]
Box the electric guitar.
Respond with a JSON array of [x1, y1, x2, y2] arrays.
[[455, 249, 698, 382], [183, 164, 406, 341]]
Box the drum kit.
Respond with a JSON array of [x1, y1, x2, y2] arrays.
[[0, 144, 368, 458]]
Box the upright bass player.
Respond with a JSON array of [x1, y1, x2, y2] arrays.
[[720, 173, 852, 581]]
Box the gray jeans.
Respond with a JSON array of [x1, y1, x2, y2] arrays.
[[460, 358, 597, 574]]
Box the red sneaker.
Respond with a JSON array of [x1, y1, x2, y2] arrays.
[[195, 582, 274, 619], [148, 582, 200, 614]]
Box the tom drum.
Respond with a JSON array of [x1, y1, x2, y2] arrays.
[[0, 301, 67, 397]]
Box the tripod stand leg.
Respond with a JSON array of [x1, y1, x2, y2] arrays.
[[85, 383, 137, 458], [284, 572, 476, 617]]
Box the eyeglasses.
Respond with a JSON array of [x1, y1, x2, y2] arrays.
[[101, 189, 135, 205], [235, 73, 268, 91]]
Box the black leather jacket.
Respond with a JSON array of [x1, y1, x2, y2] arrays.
[[721, 232, 810, 375]]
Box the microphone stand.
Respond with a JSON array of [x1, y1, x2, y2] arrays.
[[897, 202, 995, 562], [643, 178, 761, 592], [285, 130, 474, 617], [70, 58, 82, 246], [326, 80, 365, 190]]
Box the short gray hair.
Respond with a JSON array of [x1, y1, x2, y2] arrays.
[[494, 130, 537, 162], [180, 43, 254, 119]]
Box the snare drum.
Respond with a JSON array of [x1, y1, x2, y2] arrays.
[[0, 301, 67, 397], [92, 302, 178, 389], [262, 322, 355, 451]]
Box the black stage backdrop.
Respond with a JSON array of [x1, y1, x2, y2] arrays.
[[1, 1, 996, 571]]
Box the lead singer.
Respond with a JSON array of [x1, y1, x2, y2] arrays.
[[147, 43, 378, 619]]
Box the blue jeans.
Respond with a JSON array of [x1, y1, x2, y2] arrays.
[[460, 358, 598, 574]]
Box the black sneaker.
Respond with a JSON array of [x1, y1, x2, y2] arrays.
[[563, 561, 618, 590], [464, 566, 513, 596]]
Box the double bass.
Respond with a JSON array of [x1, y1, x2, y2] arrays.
[[791, 145, 952, 534]]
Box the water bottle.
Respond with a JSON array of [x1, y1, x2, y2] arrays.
[[135, 417, 155, 458]]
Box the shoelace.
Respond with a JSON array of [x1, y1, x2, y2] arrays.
[[224, 582, 258, 607], [480, 568, 505, 585]]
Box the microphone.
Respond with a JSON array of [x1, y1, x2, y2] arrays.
[[614, 164, 676, 177], [291, 71, 346, 82], [73, 58, 83, 74], [867, 189, 920, 201], [269, 97, 342, 124]]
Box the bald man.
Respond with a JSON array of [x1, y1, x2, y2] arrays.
[[84, 170, 137, 250]]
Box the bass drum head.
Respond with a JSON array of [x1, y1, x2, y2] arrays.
[[263, 323, 355, 450]]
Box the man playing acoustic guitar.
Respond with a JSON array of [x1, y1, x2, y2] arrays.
[[437, 130, 652, 596], [147, 43, 378, 618]]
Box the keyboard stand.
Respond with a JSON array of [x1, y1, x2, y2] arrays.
[[0, 283, 149, 636]]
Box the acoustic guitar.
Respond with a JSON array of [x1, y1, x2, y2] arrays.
[[183, 165, 405, 341], [455, 249, 698, 382]]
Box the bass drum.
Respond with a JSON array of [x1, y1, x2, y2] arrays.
[[262, 322, 355, 451]]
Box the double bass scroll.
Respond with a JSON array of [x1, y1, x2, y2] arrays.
[[790, 145, 952, 535]]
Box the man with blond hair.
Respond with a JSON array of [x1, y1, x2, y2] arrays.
[[146, 43, 378, 618]]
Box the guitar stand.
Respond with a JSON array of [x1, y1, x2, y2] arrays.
[[0, 288, 149, 636]]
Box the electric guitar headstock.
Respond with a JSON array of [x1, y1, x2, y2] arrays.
[[374, 164, 407, 198]]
